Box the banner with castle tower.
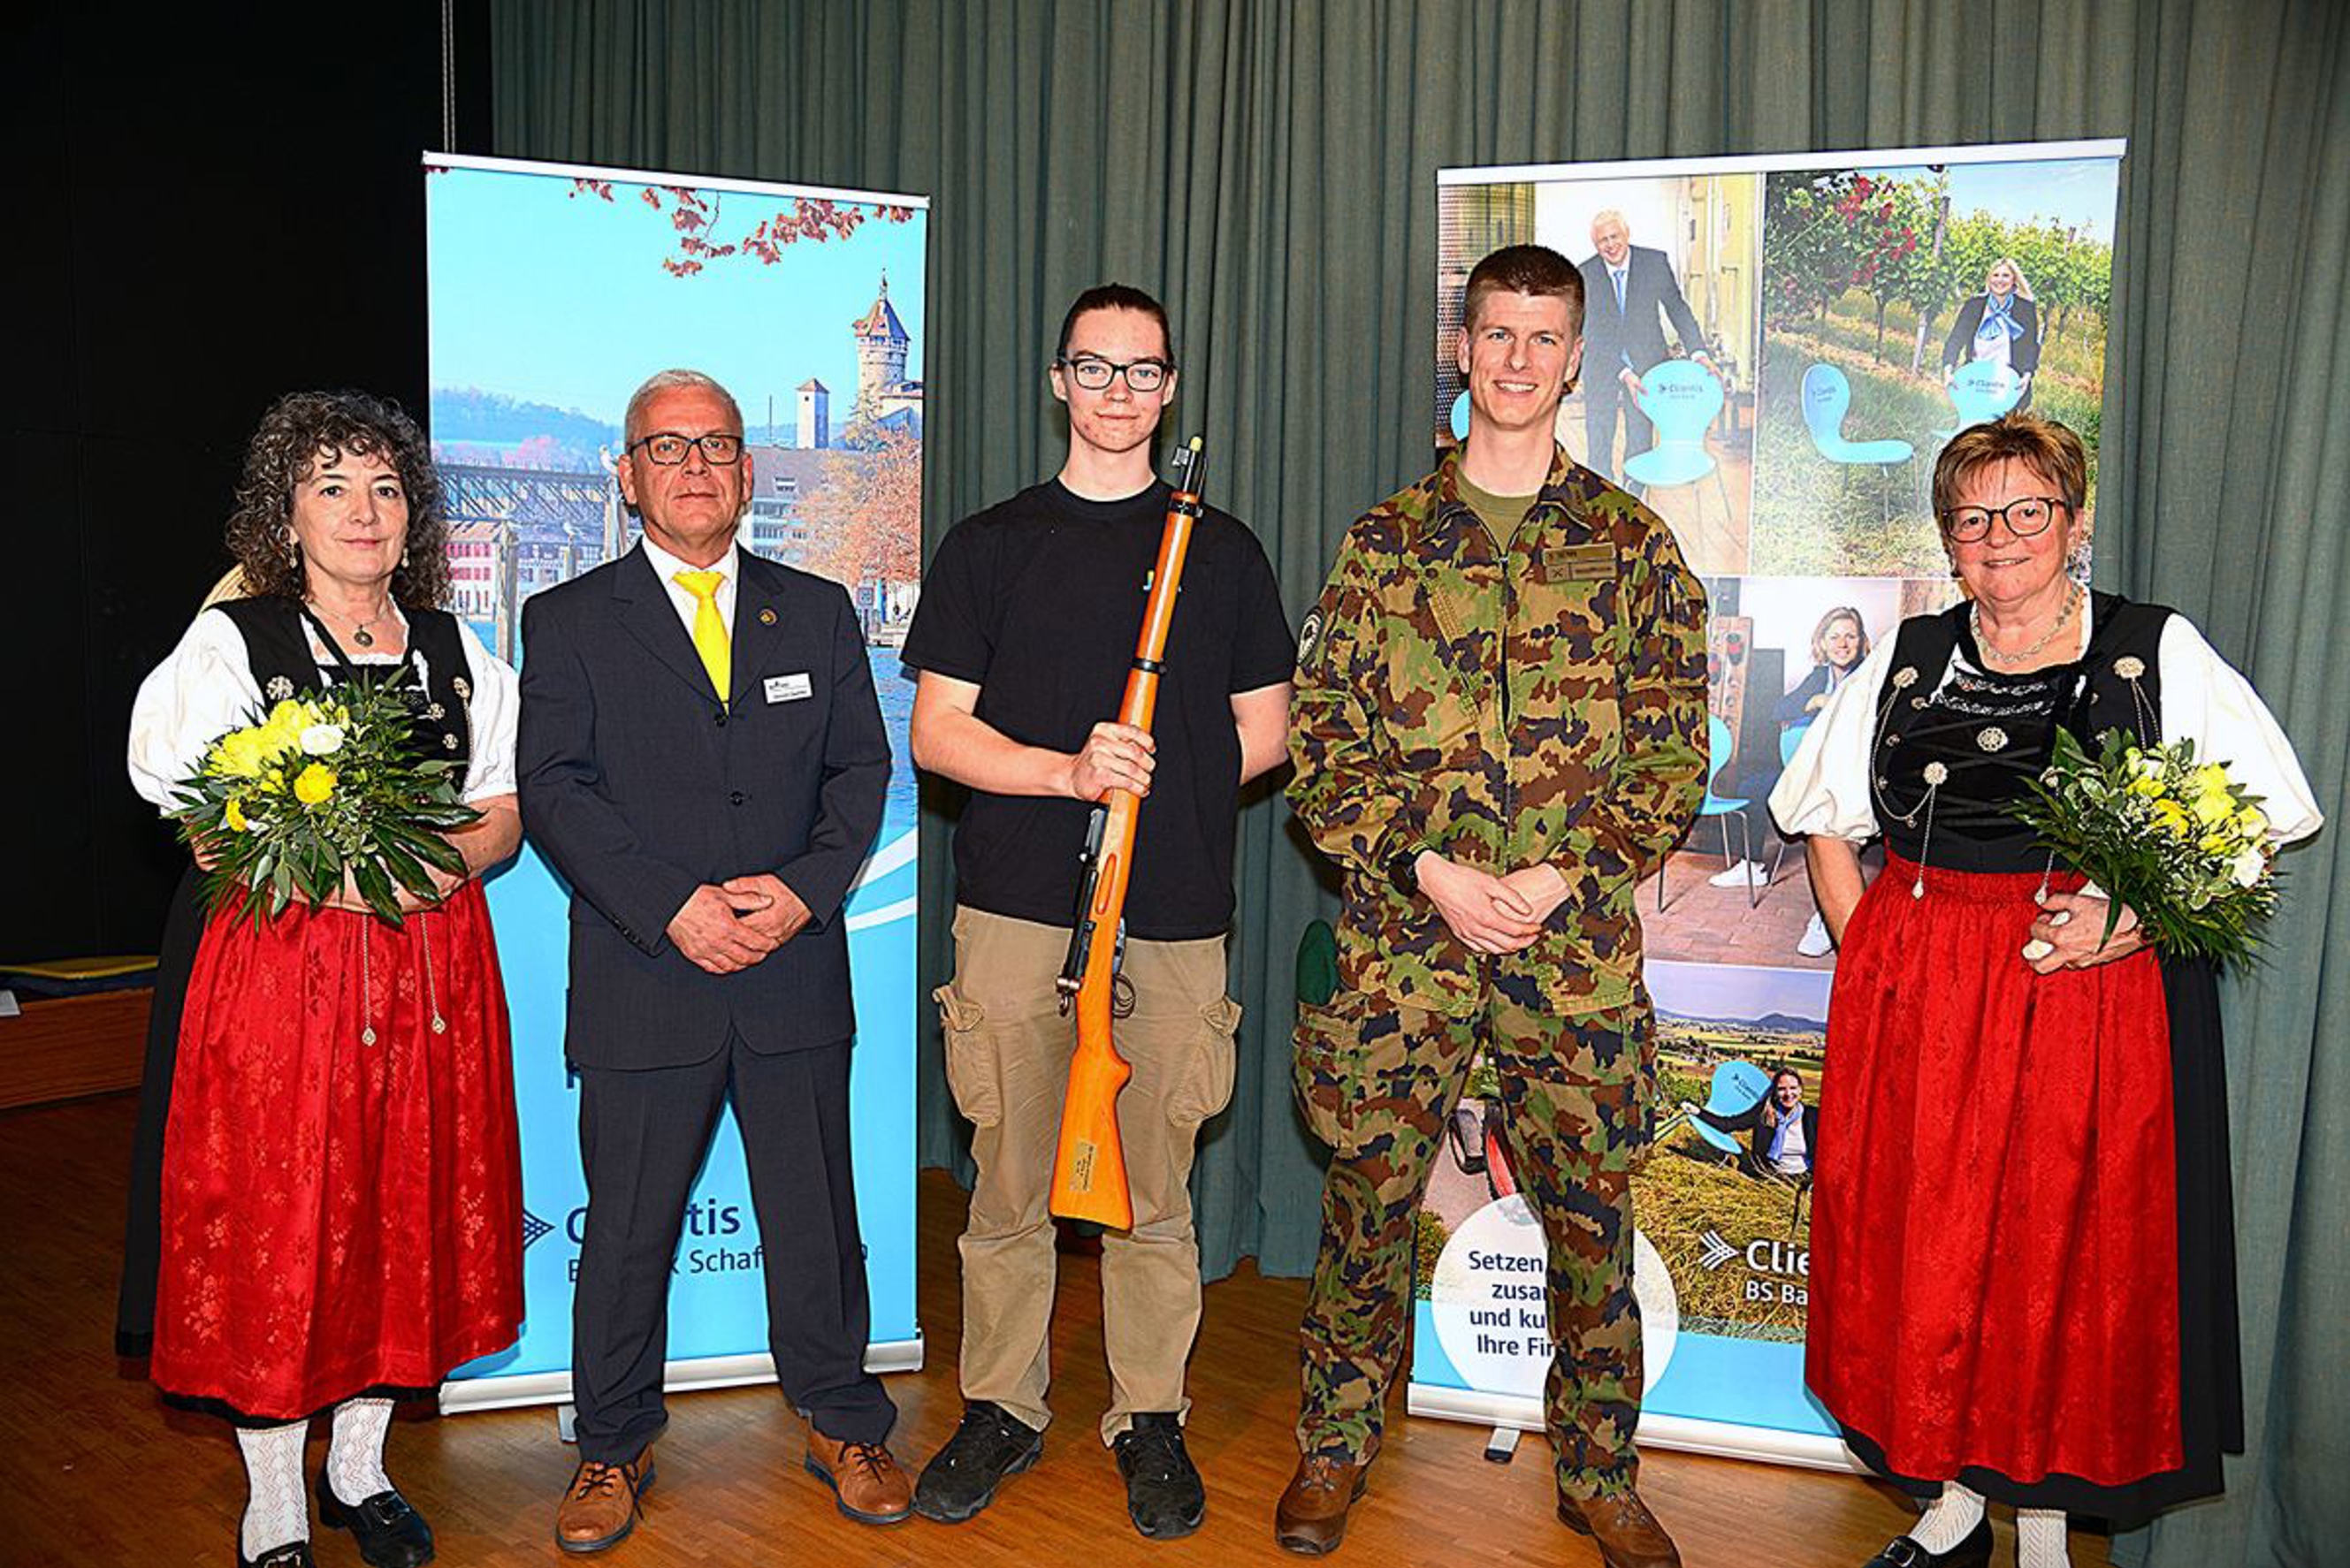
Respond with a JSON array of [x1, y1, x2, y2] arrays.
[[423, 152, 931, 1415]]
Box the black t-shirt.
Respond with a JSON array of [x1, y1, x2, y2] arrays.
[[902, 477, 1294, 939]]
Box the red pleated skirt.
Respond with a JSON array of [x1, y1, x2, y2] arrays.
[[1806, 854, 2183, 1490], [149, 880, 523, 1420]]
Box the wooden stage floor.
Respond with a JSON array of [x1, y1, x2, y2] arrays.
[[0, 1092, 2107, 1566]]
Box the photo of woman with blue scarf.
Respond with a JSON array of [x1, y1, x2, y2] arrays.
[[1941, 257, 2041, 408]]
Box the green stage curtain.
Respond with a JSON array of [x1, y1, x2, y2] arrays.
[[492, 5, 2345, 1559]]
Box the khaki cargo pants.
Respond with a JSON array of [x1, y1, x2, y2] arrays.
[[935, 907, 1241, 1442]]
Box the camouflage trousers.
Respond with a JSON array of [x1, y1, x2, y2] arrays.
[[1292, 973, 1654, 1501]]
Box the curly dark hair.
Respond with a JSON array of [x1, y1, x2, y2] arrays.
[[223, 390, 450, 609]]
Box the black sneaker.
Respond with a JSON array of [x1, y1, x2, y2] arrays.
[[1112, 1412, 1205, 1540], [912, 1401, 1044, 1523]]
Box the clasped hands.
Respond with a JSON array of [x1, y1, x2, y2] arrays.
[[1417, 852, 1572, 955], [667, 874, 812, 975]]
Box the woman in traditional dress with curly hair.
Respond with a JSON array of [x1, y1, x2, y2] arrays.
[[122, 391, 523, 1568]]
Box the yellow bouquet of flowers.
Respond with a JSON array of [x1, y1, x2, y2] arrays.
[[169, 680, 478, 926], [2014, 729, 2278, 970]]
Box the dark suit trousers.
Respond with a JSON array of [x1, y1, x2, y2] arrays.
[[1583, 375, 1654, 489], [571, 1035, 895, 1463]]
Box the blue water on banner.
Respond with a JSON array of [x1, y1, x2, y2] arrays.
[[423, 153, 930, 1404]]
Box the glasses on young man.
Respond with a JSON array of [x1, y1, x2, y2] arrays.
[[1057, 355, 1171, 393], [1941, 496, 2068, 543], [630, 431, 745, 466]]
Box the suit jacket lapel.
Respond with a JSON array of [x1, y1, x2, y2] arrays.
[[613, 544, 723, 704], [730, 554, 787, 709]]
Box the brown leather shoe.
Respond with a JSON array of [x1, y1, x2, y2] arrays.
[[805, 1427, 914, 1525], [555, 1447, 655, 1555], [1274, 1452, 1370, 1556], [1558, 1488, 1682, 1568]]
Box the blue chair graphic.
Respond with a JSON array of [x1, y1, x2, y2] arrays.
[[1690, 1061, 1774, 1158], [1801, 363, 1913, 520], [1934, 359, 2026, 439], [1623, 360, 1725, 488], [1658, 714, 1754, 910], [1766, 720, 1812, 887]]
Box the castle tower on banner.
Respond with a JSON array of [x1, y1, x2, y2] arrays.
[[851, 272, 923, 437]]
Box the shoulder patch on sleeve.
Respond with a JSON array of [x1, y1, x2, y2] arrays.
[[1296, 607, 1325, 668]]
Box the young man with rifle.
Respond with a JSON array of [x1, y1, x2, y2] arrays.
[[1279, 245, 1708, 1567], [901, 284, 1294, 1539]]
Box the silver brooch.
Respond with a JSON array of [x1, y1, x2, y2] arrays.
[[1891, 666, 1919, 689], [264, 676, 295, 700], [2114, 656, 2146, 679], [1976, 727, 2009, 752], [425, 703, 446, 720], [443, 735, 458, 750], [452, 676, 472, 700], [1923, 762, 1949, 785]]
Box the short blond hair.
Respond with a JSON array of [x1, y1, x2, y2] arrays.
[[1933, 412, 2087, 523]]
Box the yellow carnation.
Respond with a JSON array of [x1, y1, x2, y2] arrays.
[[2199, 831, 2232, 855], [223, 796, 249, 833], [293, 763, 337, 804], [2153, 800, 2194, 839], [2192, 789, 2233, 827], [210, 727, 270, 779]]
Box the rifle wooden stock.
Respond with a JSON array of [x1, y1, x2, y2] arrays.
[[1049, 438, 1205, 1228]]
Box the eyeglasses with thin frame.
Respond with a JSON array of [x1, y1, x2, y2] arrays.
[[629, 431, 745, 466], [1056, 355, 1171, 393], [1941, 496, 2068, 544]]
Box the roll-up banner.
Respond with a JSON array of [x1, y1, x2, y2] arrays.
[[422, 153, 928, 1412], [1418, 140, 2124, 1465]]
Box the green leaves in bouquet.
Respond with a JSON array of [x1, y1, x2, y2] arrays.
[[170, 676, 482, 929], [2015, 727, 2276, 970]]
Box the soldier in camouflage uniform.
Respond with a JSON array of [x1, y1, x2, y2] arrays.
[[1274, 245, 1707, 1568]]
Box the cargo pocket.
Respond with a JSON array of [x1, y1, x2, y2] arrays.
[[1169, 995, 1242, 1127], [1291, 994, 1368, 1152], [934, 981, 1003, 1129]]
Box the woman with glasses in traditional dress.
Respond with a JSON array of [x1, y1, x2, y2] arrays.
[[1771, 413, 2319, 1568]]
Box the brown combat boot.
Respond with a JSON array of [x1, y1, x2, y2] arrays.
[[1274, 1452, 1370, 1556], [1558, 1488, 1682, 1568], [554, 1445, 654, 1554], [805, 1426, 914, 1524]]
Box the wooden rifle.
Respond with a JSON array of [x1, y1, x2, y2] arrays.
[[1049, 436, 1207, 1228]]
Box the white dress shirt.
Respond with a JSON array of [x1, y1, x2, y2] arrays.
[[637, 533, 742, 643]]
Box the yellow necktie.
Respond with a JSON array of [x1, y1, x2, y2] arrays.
[[674, 570, 730, 703]]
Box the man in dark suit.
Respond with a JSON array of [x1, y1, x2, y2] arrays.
[[1577, 210, 1719, 486], [520, 368, 906, 1553]]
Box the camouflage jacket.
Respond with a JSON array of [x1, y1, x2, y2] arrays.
[[1288, 445, 1708, 1017]]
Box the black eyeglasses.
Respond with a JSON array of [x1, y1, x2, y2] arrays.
[[630, 431, 744, 466], [1057, 355, 1171, 393], [1941, 496, 2068, 543]]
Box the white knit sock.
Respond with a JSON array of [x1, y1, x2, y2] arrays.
[[1910, 1482, 1987, 1552], [236, 1421, 311, 1557], [2016, 1507, 2072, 1568], [326, 1397, 396, 1505]]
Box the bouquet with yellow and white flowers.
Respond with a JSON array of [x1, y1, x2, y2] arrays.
[[2014, 728, 2278, 970], [168, 680, 478, 926]]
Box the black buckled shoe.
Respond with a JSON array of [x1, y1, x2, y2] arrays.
[[241, 1544, 317, 1568], [1112, 1412, 1206, 1540], [1864, 1518, 1993, 1568], [317, 1469, 436, 1568], [912, 1400, 1045, 1523]]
